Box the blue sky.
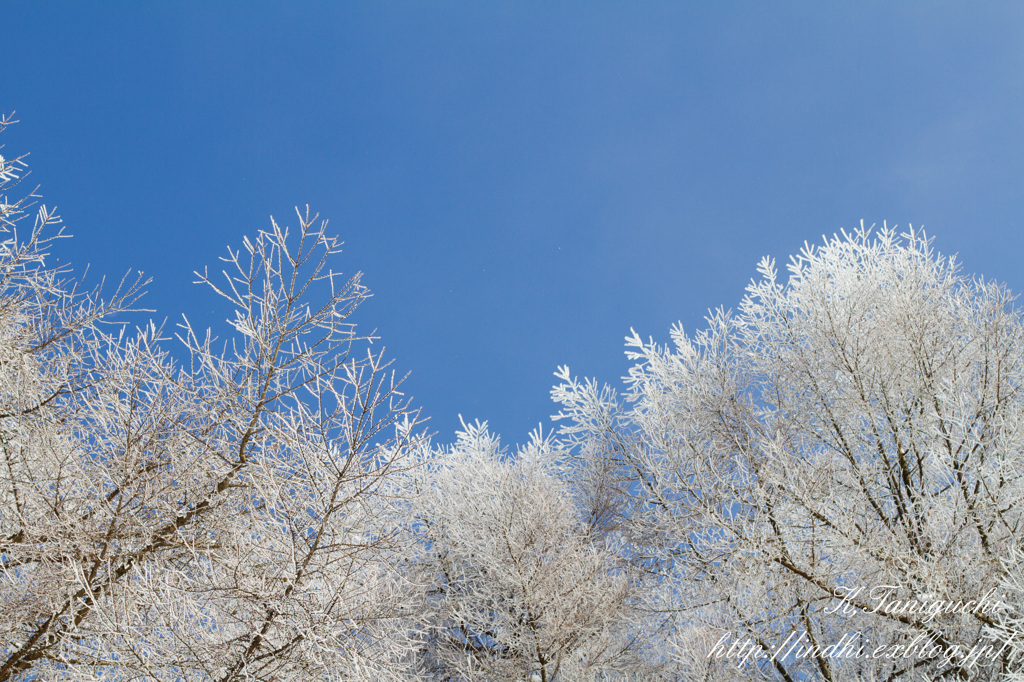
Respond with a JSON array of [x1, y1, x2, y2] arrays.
[[4, 2, 1024, 443]]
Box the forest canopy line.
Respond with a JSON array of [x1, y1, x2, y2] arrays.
[[1, 116, 1023, 681]]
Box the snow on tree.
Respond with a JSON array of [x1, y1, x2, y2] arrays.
[[393, 420, 655, 681], [5, 109, 1024, 681], [0, 117, 425, 681], [552, 226, 1024, 680]]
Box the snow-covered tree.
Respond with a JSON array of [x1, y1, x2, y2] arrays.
[[0, 119, 424, 681], [397, 420, 654, 681], [8, 107, 1024, 681], [553, 226, 1024, 680]]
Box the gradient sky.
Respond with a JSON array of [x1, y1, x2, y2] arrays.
[[4, 2, 1024, 444]]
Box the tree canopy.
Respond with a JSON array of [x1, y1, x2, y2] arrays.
[[2, 115, 1022, 681]]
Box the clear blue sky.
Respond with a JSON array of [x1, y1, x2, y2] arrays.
[[4, 2, 1024, 443]]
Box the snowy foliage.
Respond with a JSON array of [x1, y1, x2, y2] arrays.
[[3, 114, 1024, 681], [392, 420, 655, 681], [553, 225, 1024, 680], [0, 119, 425, 681]]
